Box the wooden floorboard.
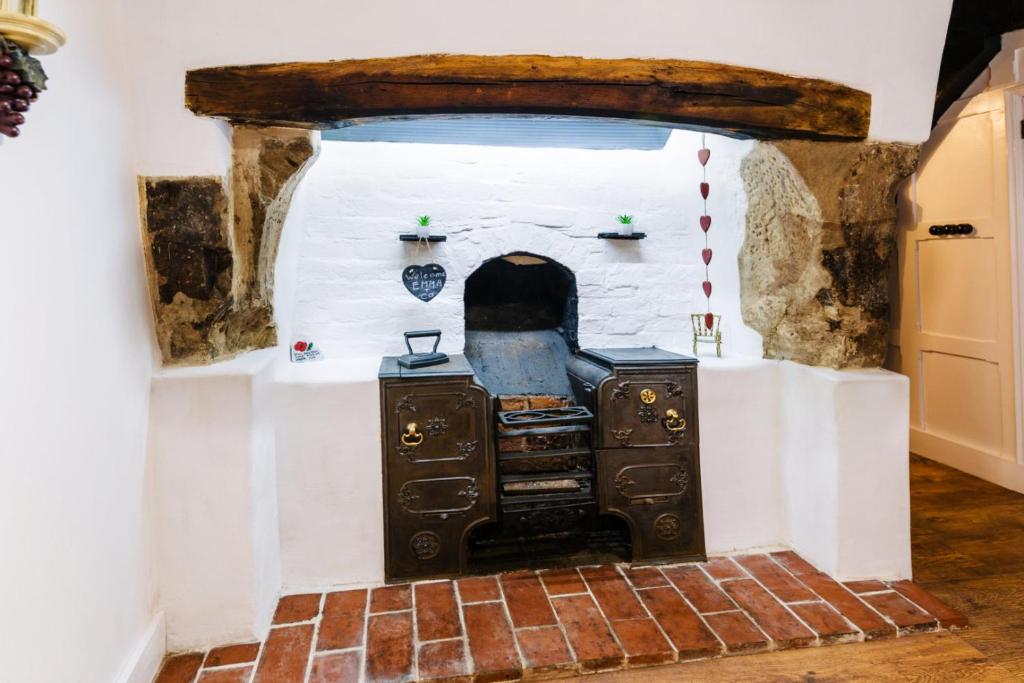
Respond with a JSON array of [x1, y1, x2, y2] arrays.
[[909, 454, 1024, 673], [583, 455, 1024, 681], [924, 573, 1024, 673], [588, 632, 1015, 682]]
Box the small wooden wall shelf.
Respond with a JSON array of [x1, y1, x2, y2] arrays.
[[598, 232, 646, 240], [399, 234, 447, 243]]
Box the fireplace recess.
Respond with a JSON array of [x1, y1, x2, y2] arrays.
[[378, 256, 704, 581]]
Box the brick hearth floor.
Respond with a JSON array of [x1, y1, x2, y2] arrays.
[[155, 551, 967, 683]]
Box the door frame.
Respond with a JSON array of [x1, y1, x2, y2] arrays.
[[1003, 85, 1024, 465], [901, 88, 1024, 491]]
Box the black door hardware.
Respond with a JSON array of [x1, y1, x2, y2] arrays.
[[929, 224, 974, 236]]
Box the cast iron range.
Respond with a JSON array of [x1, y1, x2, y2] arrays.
[[378, 254, 703, 580]]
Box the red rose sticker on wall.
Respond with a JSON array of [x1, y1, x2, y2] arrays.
[[290, 339, 321, 363]]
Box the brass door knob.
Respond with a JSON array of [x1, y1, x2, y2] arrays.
[[401, 422, 424, 447], [662, 409, 686, 433]]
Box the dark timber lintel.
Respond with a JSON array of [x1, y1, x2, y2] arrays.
[[185, 54, 871, 140]]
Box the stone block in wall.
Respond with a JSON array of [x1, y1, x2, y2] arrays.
[[739, 140, 919, 368], [140, 127, 319, 365], [144, 178, 233, 305]]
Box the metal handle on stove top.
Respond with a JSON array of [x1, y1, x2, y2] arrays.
[[403, 329, 442, 355]]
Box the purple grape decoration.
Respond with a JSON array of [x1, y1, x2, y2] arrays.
[[0, 37, 49, 139]]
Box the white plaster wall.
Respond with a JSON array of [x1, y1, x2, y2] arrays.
[[272, 359, 385, 592], [697, 358, 783, 554], [0, 1, 160, 681], [289, 130, 761, 360], [149, 351, 281, 652], [834, 369, 912, 579], [780, 363, 842, 570], [781, 363, 912, 580], [122, 0, 953, 176]]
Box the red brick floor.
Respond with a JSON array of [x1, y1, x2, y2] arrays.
[[155, 551, 966, 683]]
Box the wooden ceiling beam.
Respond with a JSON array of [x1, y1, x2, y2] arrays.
[[185, 54, 870, 140]]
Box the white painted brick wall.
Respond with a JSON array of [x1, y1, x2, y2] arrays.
[[285, 129, 762, 359]]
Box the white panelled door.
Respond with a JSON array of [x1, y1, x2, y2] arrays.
[[892, 92, 1021, 486]]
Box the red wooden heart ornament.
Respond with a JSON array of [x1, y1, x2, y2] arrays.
[[698, 148, 711, 166], [700, 215, 712, 232], [702, 248, 713, 265], [704, 312, 715, 329], [700, 182, 710, 199], [702, 281, 712, 297]]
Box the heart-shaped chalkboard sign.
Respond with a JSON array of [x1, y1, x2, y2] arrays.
[[402, 264, 447, 302]]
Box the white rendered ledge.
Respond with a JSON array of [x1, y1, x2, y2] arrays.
[[786, 362, 906, 384], [272, 354, 381, 385], [691, 353, 906, 383], [271, 348, 779, 386], [151, 348, 903, 389], [685, 353, 775, 371], [151, 348, 379, 384], [153, 348, 277, 379]]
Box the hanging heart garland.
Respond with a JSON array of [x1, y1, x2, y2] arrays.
[[698, 142, 715, 335]]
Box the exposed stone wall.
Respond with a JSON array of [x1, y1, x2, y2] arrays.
[[739, 140, 919, 368], [140, 126, 319, 364]]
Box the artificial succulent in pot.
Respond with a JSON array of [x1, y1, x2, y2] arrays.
[[616, 214, 635, 236], [415, 215, 431, 239]]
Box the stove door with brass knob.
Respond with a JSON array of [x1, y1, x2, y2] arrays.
[[381, 377, 494, 582], [387, 384, 484, 466], [600, 370, 696, 449]]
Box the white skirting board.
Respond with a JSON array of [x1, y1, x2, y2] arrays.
[[114, 612, 165, 683], [912, 428, 1024, 494]]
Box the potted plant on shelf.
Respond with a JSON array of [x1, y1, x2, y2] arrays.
[[415, 215, 431, 239], [616, 214, 635, 236]]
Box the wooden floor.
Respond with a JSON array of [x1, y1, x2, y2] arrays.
[[590, 455, 1024, 681]]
